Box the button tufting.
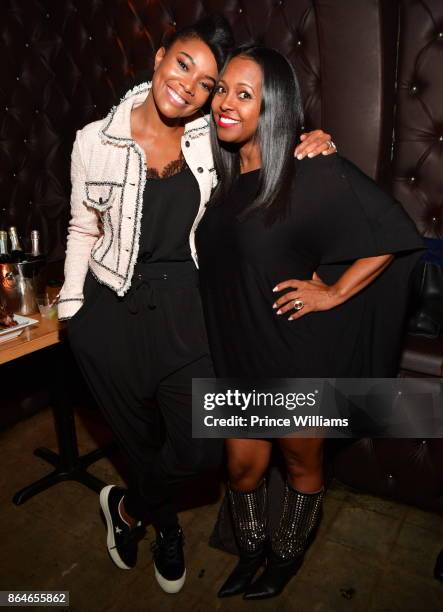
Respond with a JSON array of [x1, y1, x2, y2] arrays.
[[432, 217, 438, 222], [422, 440, 427, 445], [238, 8, 243, 14], [439, 136, 443, 142], [172, 21, 177, 27], [410, 84, 418, 94], [438, 32, 443, 40], [5, 106, 8, 111], [89, 36, 93, 41], [25, 43, 29, 48], [387, 474, 393, 479], [409, 176, 416, 182], [46, 13, 50, 18], [296, 40, 302, 47]]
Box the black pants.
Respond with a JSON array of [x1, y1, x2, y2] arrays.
[[68, 262, 222, 528]]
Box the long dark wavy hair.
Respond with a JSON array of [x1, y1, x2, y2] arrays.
[[209, 45, 304, 221]]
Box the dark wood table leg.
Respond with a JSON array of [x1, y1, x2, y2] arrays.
[[13, 343, 116, 505]]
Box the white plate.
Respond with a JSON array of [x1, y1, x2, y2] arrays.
[[0, 314, 39, 343]]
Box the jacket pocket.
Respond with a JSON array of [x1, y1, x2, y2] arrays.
[[85, 181, 122, 212], [91, 209, 114, 263], [68, 271, 103, 330]]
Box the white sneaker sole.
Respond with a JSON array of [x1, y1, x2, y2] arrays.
[[99, 485, 131, 570], [154, 564, 186, 593]]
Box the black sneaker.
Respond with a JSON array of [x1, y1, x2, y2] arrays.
[[99, 485, 145, 570], [151, 526, 186, 593]]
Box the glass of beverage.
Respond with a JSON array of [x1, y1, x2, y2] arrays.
[[36, 293, 58, 320]]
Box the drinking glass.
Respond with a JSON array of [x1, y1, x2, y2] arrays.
[[36, 293, 58, 319]]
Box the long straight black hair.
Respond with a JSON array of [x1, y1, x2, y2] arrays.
[[209, 45, 304, 221]]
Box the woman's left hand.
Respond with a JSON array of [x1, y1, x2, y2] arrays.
[[272, 272, 339, 320], [294, 130, 336, 160]]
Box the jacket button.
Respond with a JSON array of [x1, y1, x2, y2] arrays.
[[185, 141, 190, 147], [197, 167, 204, 173]]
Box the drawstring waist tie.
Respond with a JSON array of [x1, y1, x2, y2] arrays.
[[126, 261, 199, 314]]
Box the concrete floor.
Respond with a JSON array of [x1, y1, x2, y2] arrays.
[[1, 405, 442, 612]]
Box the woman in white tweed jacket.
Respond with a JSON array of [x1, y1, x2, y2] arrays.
[[57, 15, 335, 595], [57, 81, 216, 319]]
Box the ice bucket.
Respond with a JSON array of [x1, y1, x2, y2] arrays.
[[0, 259, 46, 316]]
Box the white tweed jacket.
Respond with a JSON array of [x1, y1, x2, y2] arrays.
[[58, 82, 216, 320]]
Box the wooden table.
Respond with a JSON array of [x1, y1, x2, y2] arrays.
[[1, 313, 110, 504], [0, 313, 60, 365]]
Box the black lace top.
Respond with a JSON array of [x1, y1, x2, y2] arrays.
[[137, 155, 200, 263], [145, 151, 187, 180]]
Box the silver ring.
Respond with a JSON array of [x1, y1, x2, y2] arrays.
[[326, 140, 336, 150], [293, 299, 304, 311]]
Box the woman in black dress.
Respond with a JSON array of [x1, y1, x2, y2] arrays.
[[60, 16, 335, 595], [196, 46, 424, 599]]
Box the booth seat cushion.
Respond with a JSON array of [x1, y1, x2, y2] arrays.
[[401, 335, 443, 377]]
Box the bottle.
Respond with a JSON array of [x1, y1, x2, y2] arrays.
[[0, 230, 10, 263], [8, 227, 26, 262], [29, 230, 42, 260]]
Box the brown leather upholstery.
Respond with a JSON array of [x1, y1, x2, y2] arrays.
[[401, 335, 443, 377], [333, 437, 443, 512], [1, 0, 442, 510], [393, 0, 443, 378]]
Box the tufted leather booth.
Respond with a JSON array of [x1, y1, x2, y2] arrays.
[[393, 0, 443, 381], [1, 0, 442, 511]]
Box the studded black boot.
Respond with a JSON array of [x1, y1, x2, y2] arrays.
[[243, 483, 324, 600], [217, 480, 267, 598]]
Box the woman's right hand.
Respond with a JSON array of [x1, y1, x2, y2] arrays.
[[272, 275, 340, 321]]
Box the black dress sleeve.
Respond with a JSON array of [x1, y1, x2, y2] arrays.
[[295, 155, 425, 376], [308, 156, 425, 264]]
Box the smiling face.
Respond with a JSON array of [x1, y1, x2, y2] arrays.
[[151, 36, 219, 120], [211, 56, 262, 145]]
